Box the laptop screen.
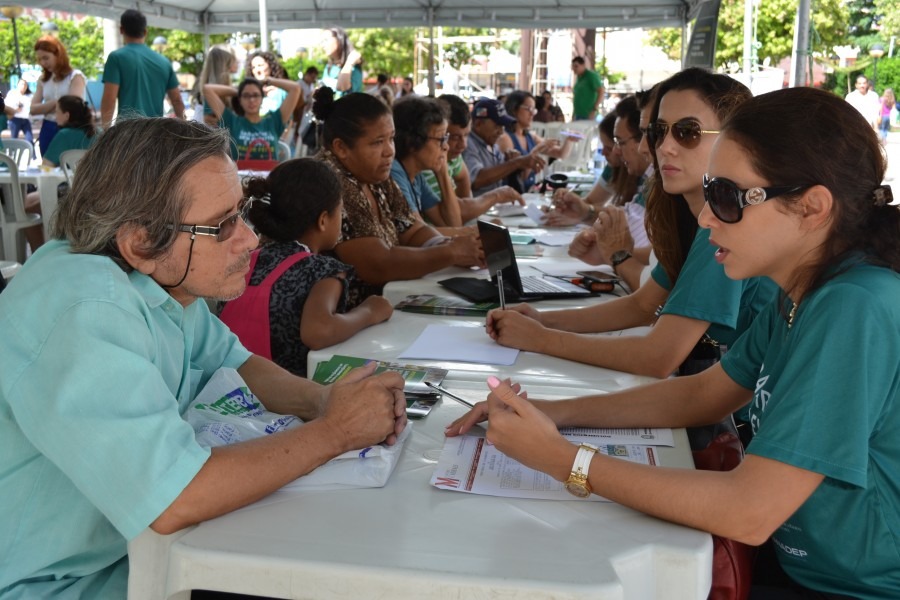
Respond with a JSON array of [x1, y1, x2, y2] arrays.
[[477, 220, 522, 292]]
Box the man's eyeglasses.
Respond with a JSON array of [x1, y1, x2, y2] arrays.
[[428, 133, 451, 145], [702, 175, 807, 224], [170, 200, 253, 242], [613, 134, 638, 148], [648, 119, 719, 150]]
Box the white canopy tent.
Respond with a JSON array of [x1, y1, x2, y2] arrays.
[[16, 0, 704, 33], [12, 0, 811, 88]]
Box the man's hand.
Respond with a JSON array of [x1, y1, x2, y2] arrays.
[[568, 228, 607, 265], [319, 363, 407, 449], [594, 206, 635, 257]]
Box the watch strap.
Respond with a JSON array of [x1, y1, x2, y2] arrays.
[[611, 250, 632, 268], [573, 444, 597, 476]]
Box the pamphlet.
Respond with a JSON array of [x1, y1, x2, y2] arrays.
[[431, 431, 661, 501], [312, 354, 449, 418], [394, 294, 498, 317]]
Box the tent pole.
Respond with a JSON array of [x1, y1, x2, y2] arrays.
[[742, 0, 753, 77], [428, 7, 436, 96], [789, 0, 810, 87], [259, 0, 269, 51]]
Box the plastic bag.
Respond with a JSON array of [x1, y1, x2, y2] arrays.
[[185, 368, 410, 490]]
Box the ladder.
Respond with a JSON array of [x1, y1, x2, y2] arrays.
[[531, 29, 551, 96]]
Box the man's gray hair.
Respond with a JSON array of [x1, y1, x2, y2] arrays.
[[52, 118, 231, 270]]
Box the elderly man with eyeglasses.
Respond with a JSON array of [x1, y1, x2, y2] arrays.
[[0, 118, 407, 597]]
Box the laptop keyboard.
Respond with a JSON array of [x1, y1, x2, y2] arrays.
[[521, 276, 572, 294]]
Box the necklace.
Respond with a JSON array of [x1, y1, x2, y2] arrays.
[[787, 302, 798, 329]]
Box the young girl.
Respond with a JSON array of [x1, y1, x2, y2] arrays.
[[38, 95, 96, 167], [219, 158, 394, 376], [204, 77, 299, 165], [6, 79, 33, 144], [451, 86, 900, 599]]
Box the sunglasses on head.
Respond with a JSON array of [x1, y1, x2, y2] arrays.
[[702, 175, 808, 223], [648, 119, 719, 150]]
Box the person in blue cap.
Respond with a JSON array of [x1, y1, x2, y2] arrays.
[[463, 98, 551, 196]]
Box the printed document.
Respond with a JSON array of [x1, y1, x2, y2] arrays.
[[431, 432, 660, 501]]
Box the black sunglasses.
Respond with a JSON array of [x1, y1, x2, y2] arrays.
[[703, 175, 807, 223], [648, 119, 719, 150]]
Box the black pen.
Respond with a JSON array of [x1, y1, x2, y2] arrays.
[[424, 381, 476, 409]]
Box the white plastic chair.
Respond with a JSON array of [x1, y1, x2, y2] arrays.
[[0, 153, 42, 262], [1, 138, 35, 169], [276, 140, 291, 162], [60, 149, 88, 184], [551, 120, 599, 173]]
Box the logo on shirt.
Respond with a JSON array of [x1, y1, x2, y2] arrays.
[[748, 368, 770, 436]]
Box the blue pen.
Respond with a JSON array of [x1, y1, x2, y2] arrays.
[[424, 381, 476, 408]]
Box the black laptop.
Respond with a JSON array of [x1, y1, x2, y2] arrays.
[[438, 220, 593, 302]]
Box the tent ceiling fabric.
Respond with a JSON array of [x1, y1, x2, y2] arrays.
[[20, 0, 701, 33]]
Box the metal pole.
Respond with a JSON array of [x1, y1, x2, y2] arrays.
[[790, 0, 811, 87], [428, 7, 435, 96], [11, 16, 22, 77], [742, 0, 753, 77], [259, 0, 268, 51]]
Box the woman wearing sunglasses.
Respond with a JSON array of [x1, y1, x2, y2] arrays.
[[488, 69, 777, 405], [454, 86, 900, 600]]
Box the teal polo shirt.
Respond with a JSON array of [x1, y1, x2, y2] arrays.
[[0, 240, 251, 596], [103, 43, 180, 118]]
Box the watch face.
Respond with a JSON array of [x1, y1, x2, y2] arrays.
[[565, 481, 591, 498]]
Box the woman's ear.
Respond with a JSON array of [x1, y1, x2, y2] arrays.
[[798, 185, 834, 231], [331, 137, 351, 162], [116, 224, 159, 275]]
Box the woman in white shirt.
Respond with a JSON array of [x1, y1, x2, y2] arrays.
[[30, 36, 86, 156], [5, 79, 33, 144]]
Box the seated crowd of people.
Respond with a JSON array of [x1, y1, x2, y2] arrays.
[[0, 50, 898, 600]]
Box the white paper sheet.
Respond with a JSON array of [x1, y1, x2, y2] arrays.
[[398, 324, 520, 365]]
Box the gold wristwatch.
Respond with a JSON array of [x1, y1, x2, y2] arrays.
[[564, 444, 598, 498]]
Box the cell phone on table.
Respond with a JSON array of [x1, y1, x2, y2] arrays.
[[577, 270, 619, 285]]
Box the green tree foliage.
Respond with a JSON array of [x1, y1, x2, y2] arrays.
[[1, 16, 105, 81], [344, 27, 519, 81], [348, 28, 416, 79], [646, 0, 848, 71], [146, 27, 230, 77], [876, 0, 900, 36]]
